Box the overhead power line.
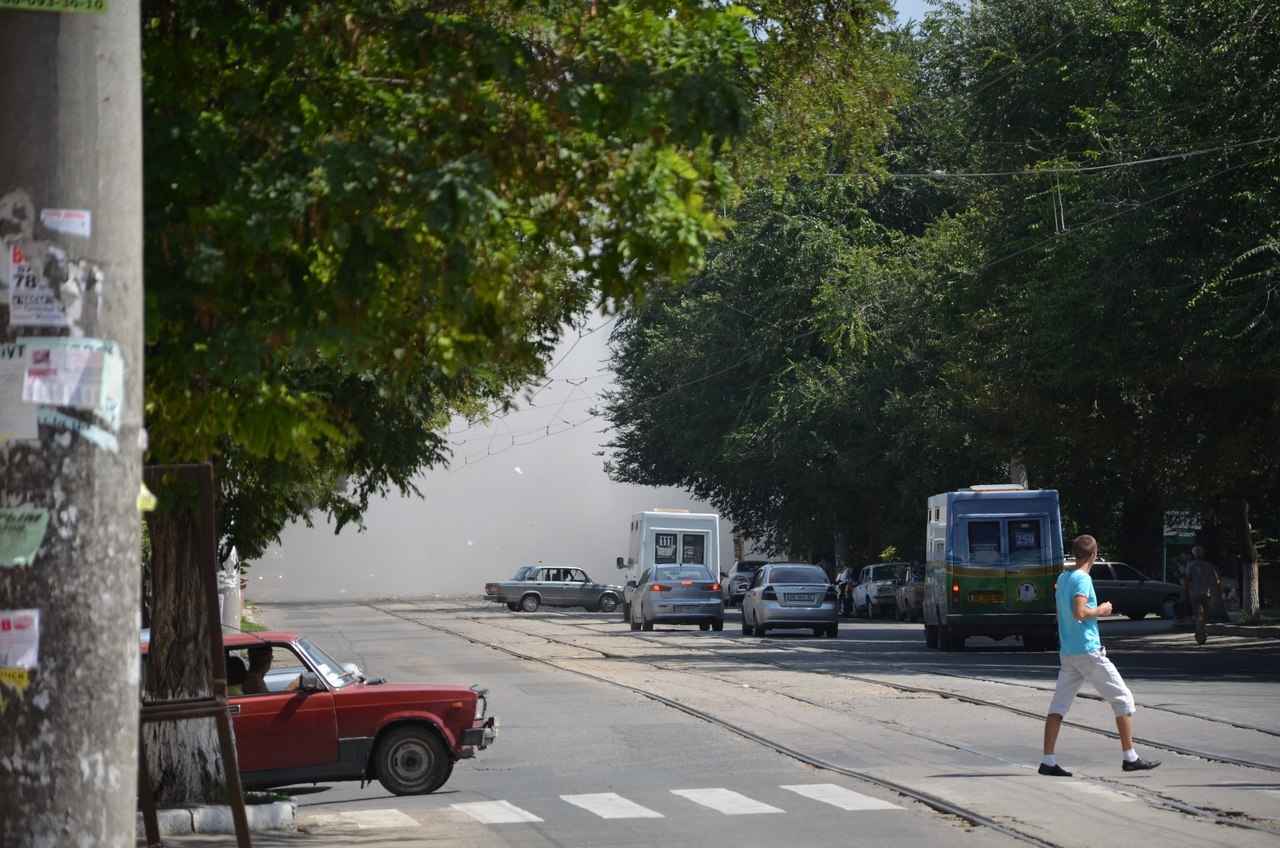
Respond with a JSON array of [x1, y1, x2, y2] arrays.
[[883, 134, 1280, 180]]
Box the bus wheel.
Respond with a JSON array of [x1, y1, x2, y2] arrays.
[[942, 626, 964, 651], [925, 624, 938, 649]]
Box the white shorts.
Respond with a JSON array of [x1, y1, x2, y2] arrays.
[[1048, 649, 1135, 717]]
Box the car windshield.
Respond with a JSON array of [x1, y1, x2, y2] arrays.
[[769, 565, 827, 584], [655, 566, 712, 582], [872, 565, 906, 582], [735, 561, 765, 573], [297, 638, 358, 689]]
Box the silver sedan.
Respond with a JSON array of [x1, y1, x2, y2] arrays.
[[631, 565, 724, 632], [741, 563, 838, 638]]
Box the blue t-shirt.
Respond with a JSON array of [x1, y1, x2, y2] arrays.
[[1056, 568, 1102, 655]]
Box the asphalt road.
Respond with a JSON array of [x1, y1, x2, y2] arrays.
[[167, 601, 1280, 848], [245, 602, 1022, 848]]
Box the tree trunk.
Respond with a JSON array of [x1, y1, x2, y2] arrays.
[[0, 7, 145, 845], [1236, 498, 1261, 623], [142, 488, 227, 805]]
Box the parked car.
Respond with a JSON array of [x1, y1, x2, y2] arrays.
[[629, 564, 724, 631], [484, 565, 623, 613], [895, 564, 926, 621], [740, 563, 838, 638], [853, 562, 908, 618], [1090, 560, 1180, 620], [143, 631, 496, 796], [723, 559, 768, 607]]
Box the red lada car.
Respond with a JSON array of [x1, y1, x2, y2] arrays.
[[145, 631, 497, 795]]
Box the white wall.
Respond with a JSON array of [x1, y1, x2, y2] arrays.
[[250, 320, 732, 601]]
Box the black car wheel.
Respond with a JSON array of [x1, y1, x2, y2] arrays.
[[742, 612, 754, 636], [520, 593, 541, 613], [598, 594, 619, 614], [700, 622, 711, 631], [712, 619, 724, 632], [375, 726, 452, 796]]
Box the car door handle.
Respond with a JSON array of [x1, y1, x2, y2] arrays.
[[227, 704, 241, 715]]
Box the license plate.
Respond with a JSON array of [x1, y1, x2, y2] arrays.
[[969, 591, 1004, 604], [677, 603, 706, 610], [785, 593, 816, 603]]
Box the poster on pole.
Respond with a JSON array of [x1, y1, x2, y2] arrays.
[[0, 508, 49, 568], [6, 242, 71, 328], [0, 1, 105, 12], [22, 338, 124, 431], [0, 341, 38, 441], [0, 609, 40, 670]]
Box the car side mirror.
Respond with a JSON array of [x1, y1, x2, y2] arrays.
[[616, 556, 625, 569], [298, 672, 323, 692]]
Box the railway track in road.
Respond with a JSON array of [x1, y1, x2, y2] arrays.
[[372, 604, 1280, 841]]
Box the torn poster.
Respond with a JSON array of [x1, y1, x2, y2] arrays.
[[37, 408, 119, 452], [6, 242, 71, 328], [0, 609, 39, 669], [39, 208, 91, 238], [0, 341, 37, 441], [0, 508, 49, 567], [23, 338, 123, 431]]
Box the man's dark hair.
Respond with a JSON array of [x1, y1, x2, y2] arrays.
[[1072, 534, 1098, 562]]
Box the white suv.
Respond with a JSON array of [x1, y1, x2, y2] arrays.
[[853, 562, 908, 619]]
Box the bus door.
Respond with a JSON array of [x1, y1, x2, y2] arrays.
[[1005, 516, 1052, 612]]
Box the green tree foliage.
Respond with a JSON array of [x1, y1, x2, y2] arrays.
[[141, 0, 899, 560], [605, 0, 1280, 576]]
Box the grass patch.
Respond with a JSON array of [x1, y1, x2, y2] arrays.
[[239, 616, 267, 633]]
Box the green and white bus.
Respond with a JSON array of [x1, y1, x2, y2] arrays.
[[923, 485, 1064, 651]]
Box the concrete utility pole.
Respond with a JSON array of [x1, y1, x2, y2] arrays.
[[0, 5, 145, 847]]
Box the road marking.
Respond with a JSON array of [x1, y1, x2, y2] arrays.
[[451, 801, 544, 824], [561, 793, 664, 819], [303, 809, 419, 829], [1060, 781, 1137, 803], [780, 783, 903, 811], [670, 788, 783, 815]]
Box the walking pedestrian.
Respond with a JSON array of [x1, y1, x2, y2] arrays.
[[1183, 546, 1221, 645], [1040, 534, 1160, 776]]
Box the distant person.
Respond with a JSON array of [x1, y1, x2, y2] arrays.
[[1183, 546, 1221, 644], [1040, 534, 1160, 776]]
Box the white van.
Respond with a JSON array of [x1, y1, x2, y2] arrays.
[[617, 509, 721, 620]]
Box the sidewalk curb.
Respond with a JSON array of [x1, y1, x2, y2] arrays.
[[136, 801, 295, 837], [1205, 623, 1280, 639]]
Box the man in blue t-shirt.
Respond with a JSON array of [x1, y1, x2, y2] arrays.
[[1039, 534, 1160, 776]]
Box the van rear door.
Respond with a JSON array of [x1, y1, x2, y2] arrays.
[[960, 518, 1007, 612], [1005, 517, 1054, 613]]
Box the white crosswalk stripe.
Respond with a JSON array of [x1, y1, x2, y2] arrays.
[[670, 788, 784, 815], [562, 792, 665, 819], [451, 800, 544, 823], [780, 783, 903, 811]]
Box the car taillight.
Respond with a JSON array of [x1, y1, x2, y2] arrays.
[[824, 586, 837, 600], [650, 584, 670, 592], [952, 582, 960, 595], [708, 582, 721, 592], [762, 586, 777, 600]]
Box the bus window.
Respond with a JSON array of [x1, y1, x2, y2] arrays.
[[681, 534, 706, 565], [655, 533, 678, 564], [1008, 520, 1043, 564], [967, 521, 1002, 563]]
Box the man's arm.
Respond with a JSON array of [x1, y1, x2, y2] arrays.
[[1072, 594, 1113, 621]]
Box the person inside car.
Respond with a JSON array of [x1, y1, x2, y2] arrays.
[[242, 645, 299, 695], [226, 656, 247, 696]]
